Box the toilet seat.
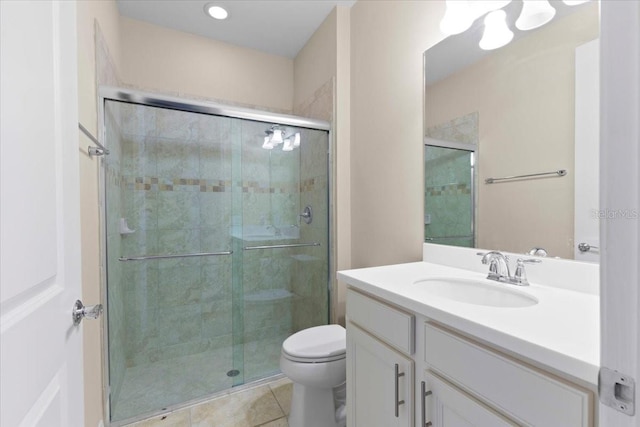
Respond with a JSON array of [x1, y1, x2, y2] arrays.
[[282, 325, 346, 364]]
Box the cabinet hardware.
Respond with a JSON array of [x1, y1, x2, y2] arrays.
[[394, 363, 405, 417], [421, 381, 433, 427]]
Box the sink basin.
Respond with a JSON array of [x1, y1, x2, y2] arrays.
[[413, 278, 538, 308]]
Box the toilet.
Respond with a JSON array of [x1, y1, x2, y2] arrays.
[[280, 324, 347, 427]]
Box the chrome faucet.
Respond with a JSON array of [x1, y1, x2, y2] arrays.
[[481, 251, 511, 281], [480, 251, 541, 286]]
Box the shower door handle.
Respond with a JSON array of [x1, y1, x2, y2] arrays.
[[72, 300, 103, 326]]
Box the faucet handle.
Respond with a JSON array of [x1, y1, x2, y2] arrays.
[[487, 259, 501, 280], [513, 258, 541, 286]]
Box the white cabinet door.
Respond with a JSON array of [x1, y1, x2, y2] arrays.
[[0, 1, 83, 426], [422, 372, 516, 427], [347, 322, 414, 427]]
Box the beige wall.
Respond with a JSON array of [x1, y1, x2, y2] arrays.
[[293, 7, 351, 325], [77, 1, 121, 426], [119, 16, 294, 113], [334, 6, 351, 324], [350, 1, 445, 268], [425, 4, 599, 258], [293, 9, 337, 110]]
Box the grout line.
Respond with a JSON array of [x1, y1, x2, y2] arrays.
[[255, 415, 288, 427], [269, 386, 287, 418]]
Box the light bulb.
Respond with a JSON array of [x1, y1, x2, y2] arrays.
[[205, 5, 228, 20], [262, 136, 274, 150], [563, 0, 589, 5], [282, 137, 294, 152], [479, 10, 514, 51], [516, 0, 556, 31], [475, 0, 512, 14], [293, 133, 301, 147], [440, 0, 475, 35], [270, 129, 284, 145]]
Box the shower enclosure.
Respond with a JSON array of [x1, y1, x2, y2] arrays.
[[101, 89, 331, 424], [424, 141, 475, 248]]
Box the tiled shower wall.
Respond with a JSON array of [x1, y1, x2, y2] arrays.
[[293, 77, 333, 331], [293, 128, 329, 332], [115, 103, 235, 369], [239, 120, 298, 382]]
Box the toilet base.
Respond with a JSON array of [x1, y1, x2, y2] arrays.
[[288, 383, 339, 427]]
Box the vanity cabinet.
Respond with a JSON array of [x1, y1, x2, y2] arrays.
[[423, 323, 593, 427], [346, 290, 415, 426], [345, 289, 594, 427], [421, 372, 516, 427]]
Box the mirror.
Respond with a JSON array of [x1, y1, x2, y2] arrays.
[[424, 1, 600, 261]]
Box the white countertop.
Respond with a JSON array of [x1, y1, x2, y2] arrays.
[[338, 261, 600, 386]]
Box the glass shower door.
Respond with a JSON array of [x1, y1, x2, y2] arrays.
[[238, 122, 330, 382], [104, 100, 236, 422], [104, 97, 331, 424]]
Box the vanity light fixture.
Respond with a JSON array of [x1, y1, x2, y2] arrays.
[[515, 0, 556, 31], [263, 127, 301, 151], [282, 137, 295, 152], [440, 0, 512, 36], [262, 136, 274, 150], [476, 0, 512, 12], [479, 10, 514, 51], [440, 0, 475, 35], [271, 128, 284, 145], [205, 4, 229, 20]]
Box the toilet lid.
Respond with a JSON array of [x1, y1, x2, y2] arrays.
[[282, 325, 346, 360]]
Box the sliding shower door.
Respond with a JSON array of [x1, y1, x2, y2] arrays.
[[238, 122, 329, 382], [103, 96, 330, 424]]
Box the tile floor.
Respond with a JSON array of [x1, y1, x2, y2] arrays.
[[126, 377, 292, 427]]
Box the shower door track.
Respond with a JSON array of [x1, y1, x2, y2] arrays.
[[99, 86, 331, 131]]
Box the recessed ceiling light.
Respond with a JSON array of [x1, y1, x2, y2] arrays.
[[205, 4, 228, 20]]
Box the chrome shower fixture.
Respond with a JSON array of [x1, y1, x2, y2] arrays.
[[263, 125, 301, 151]]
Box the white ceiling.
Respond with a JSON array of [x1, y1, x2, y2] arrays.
[[117, 0, 356, 59]]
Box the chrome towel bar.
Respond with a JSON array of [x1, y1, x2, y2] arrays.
[[79, 123, 110, 157], [119, 251, 233, 261], [243, 242, 321, 251], [485, 169, 566, 184]]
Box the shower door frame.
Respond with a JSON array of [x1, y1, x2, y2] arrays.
[[424, 136, 477, 247], [97, 86, 333, 426]]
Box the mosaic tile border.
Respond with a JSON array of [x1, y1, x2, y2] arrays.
[[118, 176, 321, 193], [426, 183, 471, 196]]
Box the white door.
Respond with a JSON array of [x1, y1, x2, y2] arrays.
[[0, 1, 83, 426], [599, 1, 639, 426], [574, 39, 600, 262]]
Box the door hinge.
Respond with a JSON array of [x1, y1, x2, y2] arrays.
[[599, 367, 635, 415]]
